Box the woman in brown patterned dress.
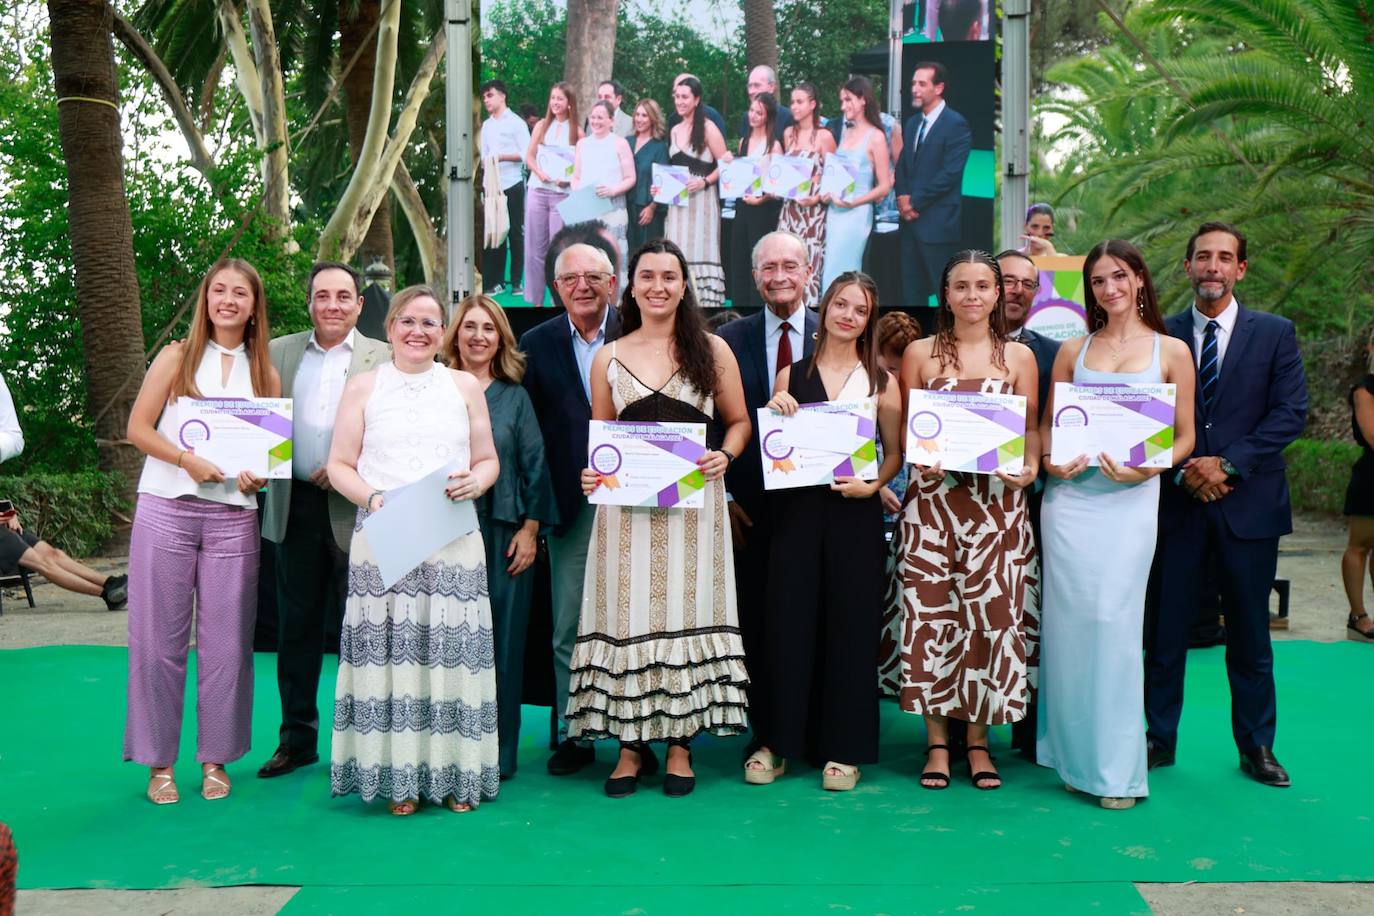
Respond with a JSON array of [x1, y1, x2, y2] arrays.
[[891, 250, 1041, 790], [777, 82, 835, 310]]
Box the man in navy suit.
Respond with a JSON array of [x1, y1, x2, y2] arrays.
[[715, 231, 819, 761], [1146, 222, 1307, 787], [998, 248, 1060, 760], [520, 242, 623, 776], [895, 61, 971, 309]]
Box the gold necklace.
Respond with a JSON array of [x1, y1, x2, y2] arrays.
[[1102, 332, 1150, 364]]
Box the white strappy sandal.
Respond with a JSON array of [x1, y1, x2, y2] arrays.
[[200, 765, 231, 801]]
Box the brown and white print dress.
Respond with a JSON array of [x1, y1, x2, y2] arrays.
[[564, 354, 750, 742], [887, 377, 1040, 724], [776, 148, 826, 310]]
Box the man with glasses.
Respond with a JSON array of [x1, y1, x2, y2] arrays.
[[715, 231, 818, 765], [519, 243, 623, 775]]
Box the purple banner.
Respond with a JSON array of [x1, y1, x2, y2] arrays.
[[203, 398, 292, 439]]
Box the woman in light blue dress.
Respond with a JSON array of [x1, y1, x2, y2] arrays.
[[1037, 240, 1196, 809], [820, 76, 891, 291]]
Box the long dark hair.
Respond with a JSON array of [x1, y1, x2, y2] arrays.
[[808, 271, 888, 397], [747, 92, 778, 153], [679, 76, 707, 154], [620, 238, 718, 394], [842, 75, 882, 130], [791, 81, 822, 135], [933, 250, 1009, 373], [1082, 239, 1166, 333]]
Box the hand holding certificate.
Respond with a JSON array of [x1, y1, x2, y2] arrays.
[[719, 156, 763, 199], [760, 155, 814, 199], [177, 397, 293, 479], [651, 164, 692, 206], [1050, 382, 1176, 468], [758, 399, 877, 490], [586, 420, 708, 508], [819, 156, 860, 202], [905, 389, 1027, 475], [361, 461, 479, 590], [535, 144, 574, 182]]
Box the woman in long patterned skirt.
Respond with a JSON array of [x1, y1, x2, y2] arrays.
[[327, 285, 501, 815], [889, 250, 1041, 791], [569, 239, 753, 799], [661, 76, 729, 308], [777, 83, 836, 310]]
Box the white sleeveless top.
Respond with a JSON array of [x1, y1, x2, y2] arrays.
[[137, 340, 258, 508], [529, 119, 573, 192], [577, 132, 624, 193], [357, 361, 470, 491]]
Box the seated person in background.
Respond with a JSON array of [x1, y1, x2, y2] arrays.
[[0, 370, 21, 463], [0, 506, 127, 609]]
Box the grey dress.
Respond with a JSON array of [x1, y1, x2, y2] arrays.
[[477, 380, 559, 777]]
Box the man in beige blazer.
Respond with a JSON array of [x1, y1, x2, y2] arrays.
[[258, 261, 389, 778]]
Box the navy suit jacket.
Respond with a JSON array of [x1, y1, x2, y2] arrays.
[[519, 308, 623, 535], [894, 106, 972, 244], [1016, 328, 1061, 422], [1159, 305, 1307, 540], [715, 308, 819, 519]]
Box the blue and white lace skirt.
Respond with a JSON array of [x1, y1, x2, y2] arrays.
[[330, 522, 500, 807]]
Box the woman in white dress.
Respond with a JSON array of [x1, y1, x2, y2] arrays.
[[572, 100, 636, 287], [1037, 240, 1196, 809], [327, 285, 501, 815]]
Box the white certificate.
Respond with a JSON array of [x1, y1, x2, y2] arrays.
[[587, 420, 707, 508], [819, 156, 860, 201], [651, 164, 692, 206], [361, 462, 479, 591], [760, 154, 814, 199], [1050, 382, 1177, 468], [758, 399, 877, 490], [719, 156, 763, 199], [536, 144, 574, 181], [555, 184, 613, 225], [905, 389, 1027, 475], [176, 397, 293, 478]]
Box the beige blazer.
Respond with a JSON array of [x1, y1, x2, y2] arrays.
[[260, 329, 390, 551]]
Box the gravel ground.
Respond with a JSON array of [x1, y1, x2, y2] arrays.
[[4, 512, 1368, 914]]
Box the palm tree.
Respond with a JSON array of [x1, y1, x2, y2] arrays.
[[564, 0, 618, 115], [743, 0, 778, 72], [47, 0, 149, 512]]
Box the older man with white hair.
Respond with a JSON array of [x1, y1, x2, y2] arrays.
[[736, 65, 793, 143], [520, 242, 624, 775]]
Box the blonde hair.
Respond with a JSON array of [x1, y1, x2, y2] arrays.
[[384, 284, 445, 334], [443, 295, 528, 383], [634, 99, 666, 140], [173, 258, 273, 399]]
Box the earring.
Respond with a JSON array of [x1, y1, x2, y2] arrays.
[[1136, 287, 1145, 317]]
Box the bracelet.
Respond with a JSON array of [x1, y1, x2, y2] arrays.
[[367, 490, 384, 510], [176, 451, 187, 468], [719, 448, 736, 466]]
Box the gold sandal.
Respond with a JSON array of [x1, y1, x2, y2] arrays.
[[444, 795, 472, 813], [201, 765, 231, 801], [147, 771, 179, 805]]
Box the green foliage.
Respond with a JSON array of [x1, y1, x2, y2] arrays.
[[776, 0, 888, 118], [1284, 438, 1359, 515], [0, 471, 129, 558]]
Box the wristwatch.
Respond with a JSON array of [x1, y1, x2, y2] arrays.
[[1219, 457, 1239, 480], [719, 448, 736, 467]]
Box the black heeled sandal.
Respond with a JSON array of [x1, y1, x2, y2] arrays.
[[920, 743, 951, 790], [604, 743, 659, 798], [966, 745, 1001, 790], [664, 742, 695, 798], [1349, 613, 1374, 642]]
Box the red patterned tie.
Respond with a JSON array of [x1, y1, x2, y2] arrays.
[[777, 321, 793, 374]]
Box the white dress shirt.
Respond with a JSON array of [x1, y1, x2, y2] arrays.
[[764, 303, 807, 389], [570, 310, 610, 402], [1191, 297, 1240, 370], [480, 108, 532, 191], [915, 100, 946, 146], [0, 371, 23, 463], [292, 329, 356, 481]]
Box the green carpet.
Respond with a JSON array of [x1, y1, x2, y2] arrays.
[[1, 642, 1369, 910]]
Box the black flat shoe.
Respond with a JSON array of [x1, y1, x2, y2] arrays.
[[920, 743, 951, 790], [604, 745, 658, 798], [966, 745, 1001, 790], [1348, 614, 1374, 642], [1239, 746, 1291, 788], [102, 574, 129, 610], [663, 749, 694, 798], [548, 738, 596, 776], [1147, 740, 1176, 770], [257, 745, 319, 778]]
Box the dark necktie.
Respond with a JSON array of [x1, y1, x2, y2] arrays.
[[1199, 319, 1220, 411], [777, 321, 793, 375], [915, 115, 929, 151]]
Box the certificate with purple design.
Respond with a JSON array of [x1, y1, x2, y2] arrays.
[[904, 389, 1026, 475], [176, 397, 293, 478], [758, 399, 877, 490], [1050, 382, 1176, 468], [587, 420, 707, 508]]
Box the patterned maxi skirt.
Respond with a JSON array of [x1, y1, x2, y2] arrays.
[[331, 515, 500, 807]]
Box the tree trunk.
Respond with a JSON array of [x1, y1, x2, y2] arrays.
[[743, 0, 779, 72], [340, 0, 395, 275], [563, 0, 617, 117], [47, 0, 148, 535], [245, 0, 292, 238]]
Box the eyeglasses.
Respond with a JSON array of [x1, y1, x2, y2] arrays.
[[394, 316, 443, 332], [755, 261, 804, 276], [555, 271, 612, 287], [1003, 278, 1040, 292]]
